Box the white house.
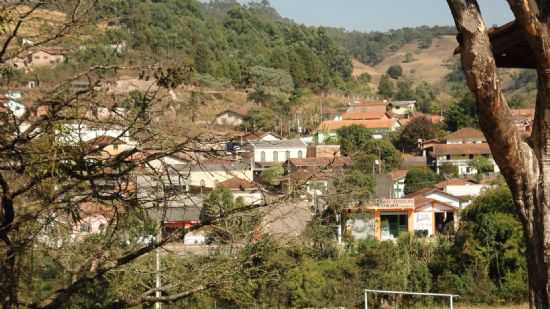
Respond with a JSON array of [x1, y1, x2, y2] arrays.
[[389, 100, 416, 116], [218, 177, 264, 206], [249, 139, 307, 170], [213, 109, 247, 127], [60, 123, 132, 145], [187, 159, 253, 189], [407, 188, 462, 237], [425, 128, 499, 176]]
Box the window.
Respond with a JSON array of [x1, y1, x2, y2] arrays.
[[469, 154, 474, 159], [298, 150, 303, 158], [446, 155, 451, 160], [260, 151, 266, 162], [273, 151, 278, 161], [80, 223, 91, 233], [285, 151, 290, 161]]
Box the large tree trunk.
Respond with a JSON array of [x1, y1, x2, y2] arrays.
[[0, 180, 17, 308], [447, 1, 550, 307]]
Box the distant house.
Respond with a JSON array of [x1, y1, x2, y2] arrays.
[[389, 100, 416, 116], [86, 135, 135, 158], [249, 139, 308, 171], [285, 157, 352, 174], [424, 128, 499, 176], [213, 108, 249, 127], [8, 47, 66, 69], [406, 188, 461, 236], [511, 108, 534, 134], [306, 144, 341, 159], [375, 169, 408, 199], [316, 119, 400, 143], [187, 159, 253, 189], [435, 178, 491, 200], [346, 100, 388, 113], [341, 111, 391, 121], [218, 177, 264, 205], [345, 189, 459, 241]]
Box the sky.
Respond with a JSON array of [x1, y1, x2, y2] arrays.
[[264, 1, 514, 32]]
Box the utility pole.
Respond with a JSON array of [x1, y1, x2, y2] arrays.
[[155, 206, 163, 309]]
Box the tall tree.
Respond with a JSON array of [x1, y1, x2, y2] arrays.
[[447, 1, 550, 307]]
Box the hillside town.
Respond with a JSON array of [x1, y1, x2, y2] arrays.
[[0, 1, 547, 308]]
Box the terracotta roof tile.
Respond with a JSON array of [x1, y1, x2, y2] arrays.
[[342, 111, 390, 120], [318, 119, 397, 131], [445, 128, 485, 141], [435, 178, 477, 189], [218, 177, 256, 190], [431, 143, 491, 156]]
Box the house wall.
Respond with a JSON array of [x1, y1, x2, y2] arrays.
[[233, 191, 264, 205], [253, 146, 307, 163], [446, 138, 485, 144], [30, 51, 64, 67], [188, 169, 253, 189], [391, 104, 415, 115], [444, 184, 489, 198], [425, 192, 461, 208], [214, 112, 243, 127], [73, 215, 108, 236]]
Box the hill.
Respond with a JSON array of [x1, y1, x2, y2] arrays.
[[352, 36, 458, 86]]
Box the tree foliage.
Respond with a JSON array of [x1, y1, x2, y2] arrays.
[[397, 116, 438, 153], [404, 167, 439, 194]]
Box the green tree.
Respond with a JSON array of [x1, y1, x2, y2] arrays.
[[337, 125, 373, 156], [261, 163, 284, 186], [397, 116, 437, 153], [378, 74, 395, 98], [332, 169, 375, 205], [444, 93, 478, 131], [364, 139, 402, 171], [247, 65, 294, 106], [404, 167, 439, 194], [386, 64, 403, 79], [469, 156, 494, 175], [241, 107, 279, 132], [414, 81, 436, 113], [394, 78, 415, 100]]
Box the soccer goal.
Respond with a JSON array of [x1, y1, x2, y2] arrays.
[[364, 289, 459, 309]]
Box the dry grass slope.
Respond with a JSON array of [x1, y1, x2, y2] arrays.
[[353, 36, 459, 86]]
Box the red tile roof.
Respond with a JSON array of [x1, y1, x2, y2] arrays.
[[218, 177, 256, 190], [445, 128, 485, 141], [87, 135, 125, 147], [435, 178, 478, 189], [318, 119, 397, 131], [431, 143, 491, 156], [342, 111, 390, 120]]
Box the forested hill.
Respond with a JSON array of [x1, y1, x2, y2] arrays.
[[95, 0, 457, 93], [97, 0, 352, 92]]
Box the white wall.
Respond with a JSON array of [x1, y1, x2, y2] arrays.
[[234, 191, 264, 205], [254, 146, 307, 163], [188, 169, 253, 189], [445, 184, 489, 197], [425, 192, 461, 208]]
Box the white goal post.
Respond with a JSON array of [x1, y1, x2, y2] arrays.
[[364, 289, 459, 309]]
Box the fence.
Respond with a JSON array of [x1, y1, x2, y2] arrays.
[[364, 289, 459, 309]]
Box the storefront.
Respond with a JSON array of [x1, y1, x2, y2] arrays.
[[345, 199, 415, 241], [345, 198, 458, 241]]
